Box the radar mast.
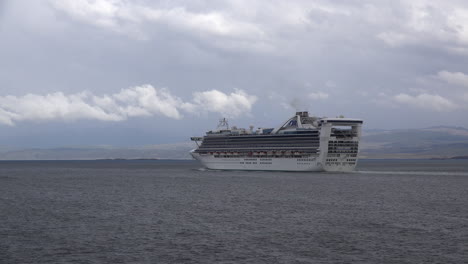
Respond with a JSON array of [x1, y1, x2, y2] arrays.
[[217, 118, 229, 130]]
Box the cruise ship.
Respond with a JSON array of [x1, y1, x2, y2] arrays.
[[190, 112, 363, 172]]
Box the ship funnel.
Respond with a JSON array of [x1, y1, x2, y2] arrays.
[[295, 111, 309, 117]]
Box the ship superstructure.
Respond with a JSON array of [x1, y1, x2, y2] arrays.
[[190, 112, 363, 172]]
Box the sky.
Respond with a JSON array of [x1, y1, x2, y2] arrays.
[[1, 0, 468, 148]]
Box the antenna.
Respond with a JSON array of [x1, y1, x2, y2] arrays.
[[217, 118, 229, 130]]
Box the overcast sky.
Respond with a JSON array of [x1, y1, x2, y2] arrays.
[[1, 0, 468, 148]]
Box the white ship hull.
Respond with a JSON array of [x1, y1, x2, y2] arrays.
[[190, 151, 357, 172]]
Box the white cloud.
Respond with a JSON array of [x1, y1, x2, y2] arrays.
[[111, 85, 184, 119], [140, 7, 263, 38], [308, 92, 329, 100], [49, 0, 269, 50], [3, 0, 453, 58], [436, 71, 468, 88], [393, 93, 459, 112], [376, 2, 468, 54], [50, 0, 122, 29], [189, 89, 257, 117], [45, 0, 468, 56], [0, 85, 256, 126], [377, 32, 412, 47]]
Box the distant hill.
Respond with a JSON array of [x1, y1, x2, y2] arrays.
[[1, 126, 468, 160], [0, 142, 196, 160], [360, 126, 468, 159]]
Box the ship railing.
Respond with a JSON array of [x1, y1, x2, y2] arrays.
[[199, 143, 320, 147], [206, 153, 320, 158], [202, 139, 321, 144], [196, 150, 319, 155], [197, 146, 320, 150]]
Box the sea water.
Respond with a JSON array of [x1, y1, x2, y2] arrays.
[[1, 160, 467, 263]]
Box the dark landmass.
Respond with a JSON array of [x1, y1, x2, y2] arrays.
[[451, 156, 468, 159], [95, 158, 160, 161], [1, 126, 468, 160], [0, 143, 195, 160], [430, 156, 468, 160], [360, 126, 468, 159]]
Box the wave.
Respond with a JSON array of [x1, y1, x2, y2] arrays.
[[354, 170, 468, 176]]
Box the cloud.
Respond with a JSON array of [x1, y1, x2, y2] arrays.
[[189, 89, 257, 117], [46, 0, 468, 56], [308, 92, 329, 100], [393, 93, 459, 112], [49, 0, 269, 50], [325, 81, 337, 88], [377, 31, 413, 47], [4, 0, 468, 133], [436, 71, 468, 88], [376, 2, 468, 54], [0, 85, 256, 125]]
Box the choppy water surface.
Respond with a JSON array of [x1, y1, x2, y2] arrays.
[[1, 159, 467, 263]]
